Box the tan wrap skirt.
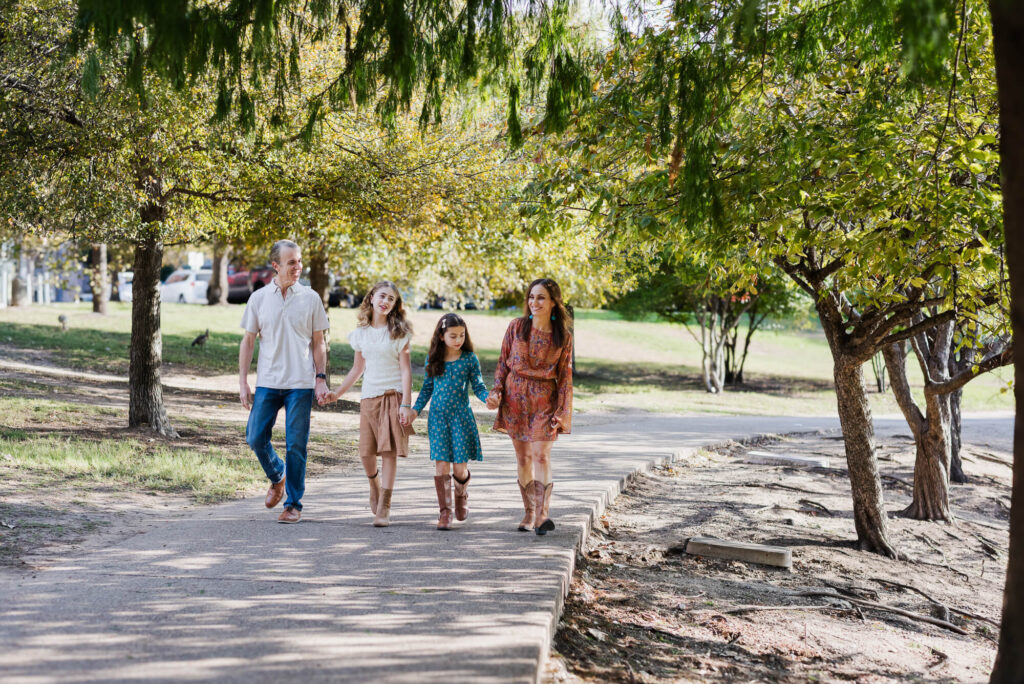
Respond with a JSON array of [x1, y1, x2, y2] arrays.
[[359, 390, 414, 458]]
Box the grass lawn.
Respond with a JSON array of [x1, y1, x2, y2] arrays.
[[0, 301, 1012, 416]]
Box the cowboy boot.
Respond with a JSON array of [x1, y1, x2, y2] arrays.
[[453, 471, 471, 521], [517, 480, 536, 531], [434, 475, 453, 530], [373, 488, 393, 527], [534, 481, 555, 535], [367, 470, 381, 514]]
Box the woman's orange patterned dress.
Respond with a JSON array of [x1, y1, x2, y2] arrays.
[[491, 317, 573, 442]]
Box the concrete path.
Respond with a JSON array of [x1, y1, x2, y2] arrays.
[[0, 413, 1012, 683]]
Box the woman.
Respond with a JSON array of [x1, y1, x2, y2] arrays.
[[486, 278, 573, 535]]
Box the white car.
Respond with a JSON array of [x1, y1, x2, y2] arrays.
[[160, 269, 211, 304]]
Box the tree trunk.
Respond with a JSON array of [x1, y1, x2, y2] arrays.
[[309, 253, 330, 309], [10, 275, 27, 306], [834, 359, 898, 557], [884, 326, 956, 522], [949, 387, 967, 484], [990, 3, 1024, 680], [128, 230, 177, 438], [208, 243, 230, 305], [91, 243, 109, 315], [903, 392, 953, 521]]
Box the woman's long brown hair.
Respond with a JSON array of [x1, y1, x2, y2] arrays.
[[426, 313, 475, 377], [356, 280, 413, 339], [518, 278, 571, 349]]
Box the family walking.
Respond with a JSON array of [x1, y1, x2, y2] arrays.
[[238, 239, 574, 535]]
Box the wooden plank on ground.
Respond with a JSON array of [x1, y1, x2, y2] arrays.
[[744, 450, 830, 468], [684, 536, 793, 569]]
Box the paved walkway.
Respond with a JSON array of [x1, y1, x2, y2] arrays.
[[0, 413, 1012, 683]]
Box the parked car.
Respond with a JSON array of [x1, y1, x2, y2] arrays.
[[227, 265, 275, 303], [161, 268, 212, 304], [116, 272, 133, 302]]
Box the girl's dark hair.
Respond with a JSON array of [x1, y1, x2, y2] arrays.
[[519, 278, 572, 349], [426, 313, 475, 377]]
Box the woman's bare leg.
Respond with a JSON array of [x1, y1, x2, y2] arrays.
[[530, 441, 553, 484], [513, 441, 532, 484]]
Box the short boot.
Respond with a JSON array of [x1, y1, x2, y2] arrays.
[[517, 480, 536, 531], [453, 471, 471, 521], [534, 481, 555, 535], [367, 470, 381, 514], [434, 475, 453, 530], [373, 488, 393, 527]]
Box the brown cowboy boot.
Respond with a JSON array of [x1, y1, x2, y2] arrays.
[[367, 470, 381, 514], [534, 481, 555, 535], [434, 475, 453, 530], [453, 471, 471, 521], [517, 480, 536, 531], [373, 488, 393, 527]]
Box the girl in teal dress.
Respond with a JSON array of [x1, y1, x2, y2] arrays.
[[410, 313, 490, 530]]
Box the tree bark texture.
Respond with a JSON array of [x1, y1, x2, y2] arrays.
[[129, 230, 177, 437], [949, 388, 966, 484], [813, 288, 897, 557], [90, 243, 109, 315], [833, 360, 898, 557], [989, 2, 1024, 680], [208, 243, 230, 305], [882, 341, 953, 521], [309, 253, 330, 309]]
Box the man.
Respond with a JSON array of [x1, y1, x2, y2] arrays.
[[239, 240, 329, 523]]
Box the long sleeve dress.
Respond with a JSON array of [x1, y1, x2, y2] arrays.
[[491, 317, 573, 442], [412, 351, 490, 463]]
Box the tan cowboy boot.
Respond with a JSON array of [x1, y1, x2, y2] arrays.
[[434, 475, 453, 530], [373, 488, 393, 527], [517, 480, 536, 531], [367, 470, 381, 514], [453, 471, 471, 521], [534, 481, 555, 535]]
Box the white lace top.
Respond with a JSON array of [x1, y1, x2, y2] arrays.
[[347, 325, 411, 399]]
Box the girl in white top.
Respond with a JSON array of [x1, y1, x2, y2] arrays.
[[324, 281, 415, 526]]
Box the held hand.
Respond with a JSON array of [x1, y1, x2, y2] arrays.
[[485, 392, 500, 410], [409, 409, 419, 423], [321, 390, 338, 404], [551, 415, 564, 430], [240, 382, 253, 410], [399, 407, 415, 425], [314, 379, 329, 405]]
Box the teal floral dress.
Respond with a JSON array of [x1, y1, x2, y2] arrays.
[[412, 352, 490, 463]]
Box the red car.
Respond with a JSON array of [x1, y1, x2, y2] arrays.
[[227, 265, 275, 303]]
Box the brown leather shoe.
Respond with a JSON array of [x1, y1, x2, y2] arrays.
[[367, 470, 381, 514], [434, 475, 453, 530], [534, 481, 554, 535], [265, 478, 285, 509], [517, 480, 535, 531], [277, 506, 301, 524], [453, 471, 470, 521], [373, 488, 393, 527]]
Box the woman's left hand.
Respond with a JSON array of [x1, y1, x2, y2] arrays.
[[399, 407, 415, 425], [551, 415, 564, 430]]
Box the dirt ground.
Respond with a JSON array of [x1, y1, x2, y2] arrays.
[[545, 432, 1010, 683]]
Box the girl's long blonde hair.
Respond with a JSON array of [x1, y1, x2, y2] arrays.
[[357, 280, 413, 340]]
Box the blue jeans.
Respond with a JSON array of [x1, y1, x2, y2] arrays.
[[246, 387, 314, 510]]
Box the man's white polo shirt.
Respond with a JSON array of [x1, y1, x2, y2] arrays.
[[241, 280, 329, 390]]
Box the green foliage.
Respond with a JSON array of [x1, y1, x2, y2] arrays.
[[72, 0, 594, 145]]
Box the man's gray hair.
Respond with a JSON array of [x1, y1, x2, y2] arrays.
[[269, 239, 300, 270]]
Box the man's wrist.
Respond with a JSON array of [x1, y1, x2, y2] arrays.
[[315, 372, 327, 381]]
